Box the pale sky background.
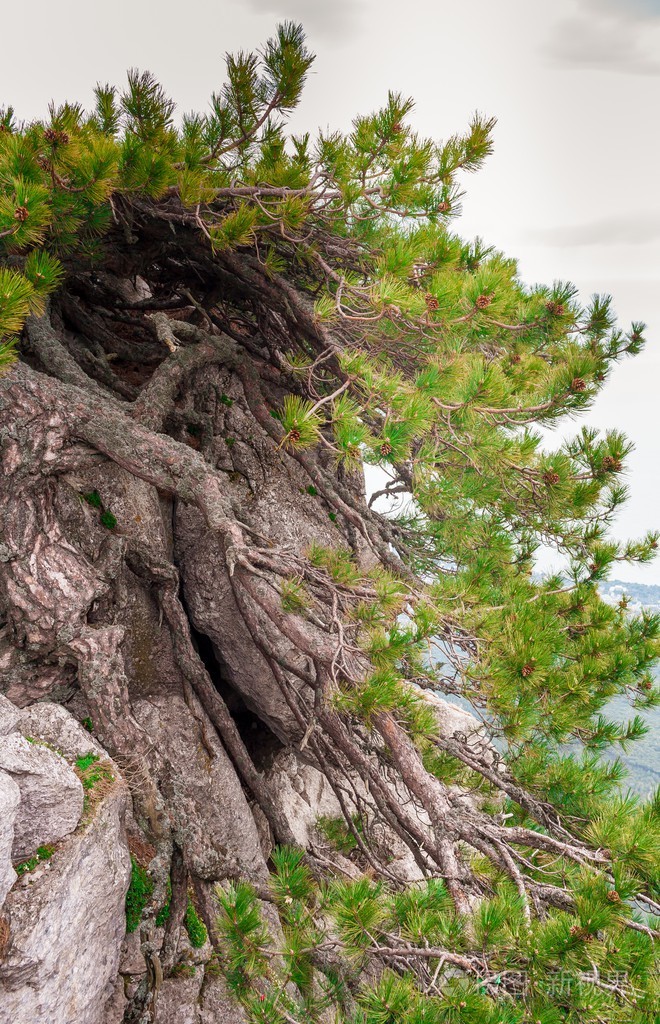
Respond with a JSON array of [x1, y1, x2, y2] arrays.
[[2, 0, 660, 581]]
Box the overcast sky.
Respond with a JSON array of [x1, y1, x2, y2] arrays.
[[3, 0, 659, 581]]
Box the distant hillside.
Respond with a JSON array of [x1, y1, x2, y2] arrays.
[[597, 581, 660, 797], [599, 579, 660, 615]]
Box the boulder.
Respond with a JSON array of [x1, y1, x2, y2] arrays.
[[0, 771, 20, 907], [0, 779, 131, 1024], [156, 971, 204, 1024], [0, 734, 84, 859], [265, 750, 342, 847], [424, 692, 499, 764], [127, 968, 249, 1024], [199, 972, 249, 1023], [18, 701, 106, 761], [0, 694, 20, 736], [133, 694, 268, 883]]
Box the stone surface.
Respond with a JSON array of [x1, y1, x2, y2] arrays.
[[265, 750, 342, 847], [0, 780, 131, 1024], [199, 972, 249, 1023], [0, 733, 84, 859], [0, 694, 20, 736], [19, 701, 106, 761], [156, 971, 204, 1024], [0, 771, 20, 908], [133, 694, 268, 882], [424, 692, 498, 762]]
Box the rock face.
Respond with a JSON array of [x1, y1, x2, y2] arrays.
[[133, 693, 268, 882], [0, 696, 132, 1024], [265, 750, 342, 848], [425, 691, 498, 763], [149, 970, 249, 1024], [0, 733, 84, 859], [18, 701, 107, 761], [0, 777, 131, 1024], [0, 771, 20, 906], [0, 694, 20, 736]]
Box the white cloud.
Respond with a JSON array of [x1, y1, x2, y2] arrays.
[[239, 0, 365, 38], [544, 0, 660, 74], [528, 214, 660, 247]]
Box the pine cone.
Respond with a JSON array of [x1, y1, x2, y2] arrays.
[[57, 131, 70, 146], [43, 127, 59, 144], [571, 377, 587, 393], [640, 679, 652, 691], [546, 300, 565, 316], [543, 470, 560, 486], [287, 428, 301, 444], [602, 455, 622, 472], [425, 293, 439, 311], [521, 662, 534, 678], [380, 441, 393, 457], [475, 294, 492, 310], [438, 201, 450, 213], [391, 121, 403, 134], [510, 353, 522, 364], [606, 890, 621, 903], [14, 206, 29, 222]]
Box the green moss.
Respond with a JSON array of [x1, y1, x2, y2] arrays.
[[155, 900, 171, 928], [219, 393, 233, 407], [75, 752, 114, 792], [82, 717, 93, 732], [225, 436, 235, 446], [306, 485, 318, 496], [82, 489, 102, 508], [328, 511, 338, 523], [125, 856, 153, 933], [170, 963, 196, 978], [75, 751, 99, 772], [184, 898, 208, 948], [155, 878, 172, 927], [205, 954, 223, 978], [316, 815, 363, 854], [15, 843, 55, 876], [100, 509, 117, 530]]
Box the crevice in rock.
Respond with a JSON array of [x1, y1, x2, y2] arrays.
[[187, 622, 284, 772]]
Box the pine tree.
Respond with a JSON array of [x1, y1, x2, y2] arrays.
[[0, 23, 658, 1022]]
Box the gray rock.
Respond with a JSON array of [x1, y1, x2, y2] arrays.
[[0, 734, 84, 859], [19, 702, 106, 761], [0, 780, 131, 1024], [424, 692, 498, 763], [133, 694, 268, 882], [199, 972, 249, 1023], [100, 975, 127, 1024], [265, 750, 342, 847], [0, 694, 20, 736], [156, 971, 204, 1024], [0, 770, 20, 907], [119, 930, 146, 977]]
